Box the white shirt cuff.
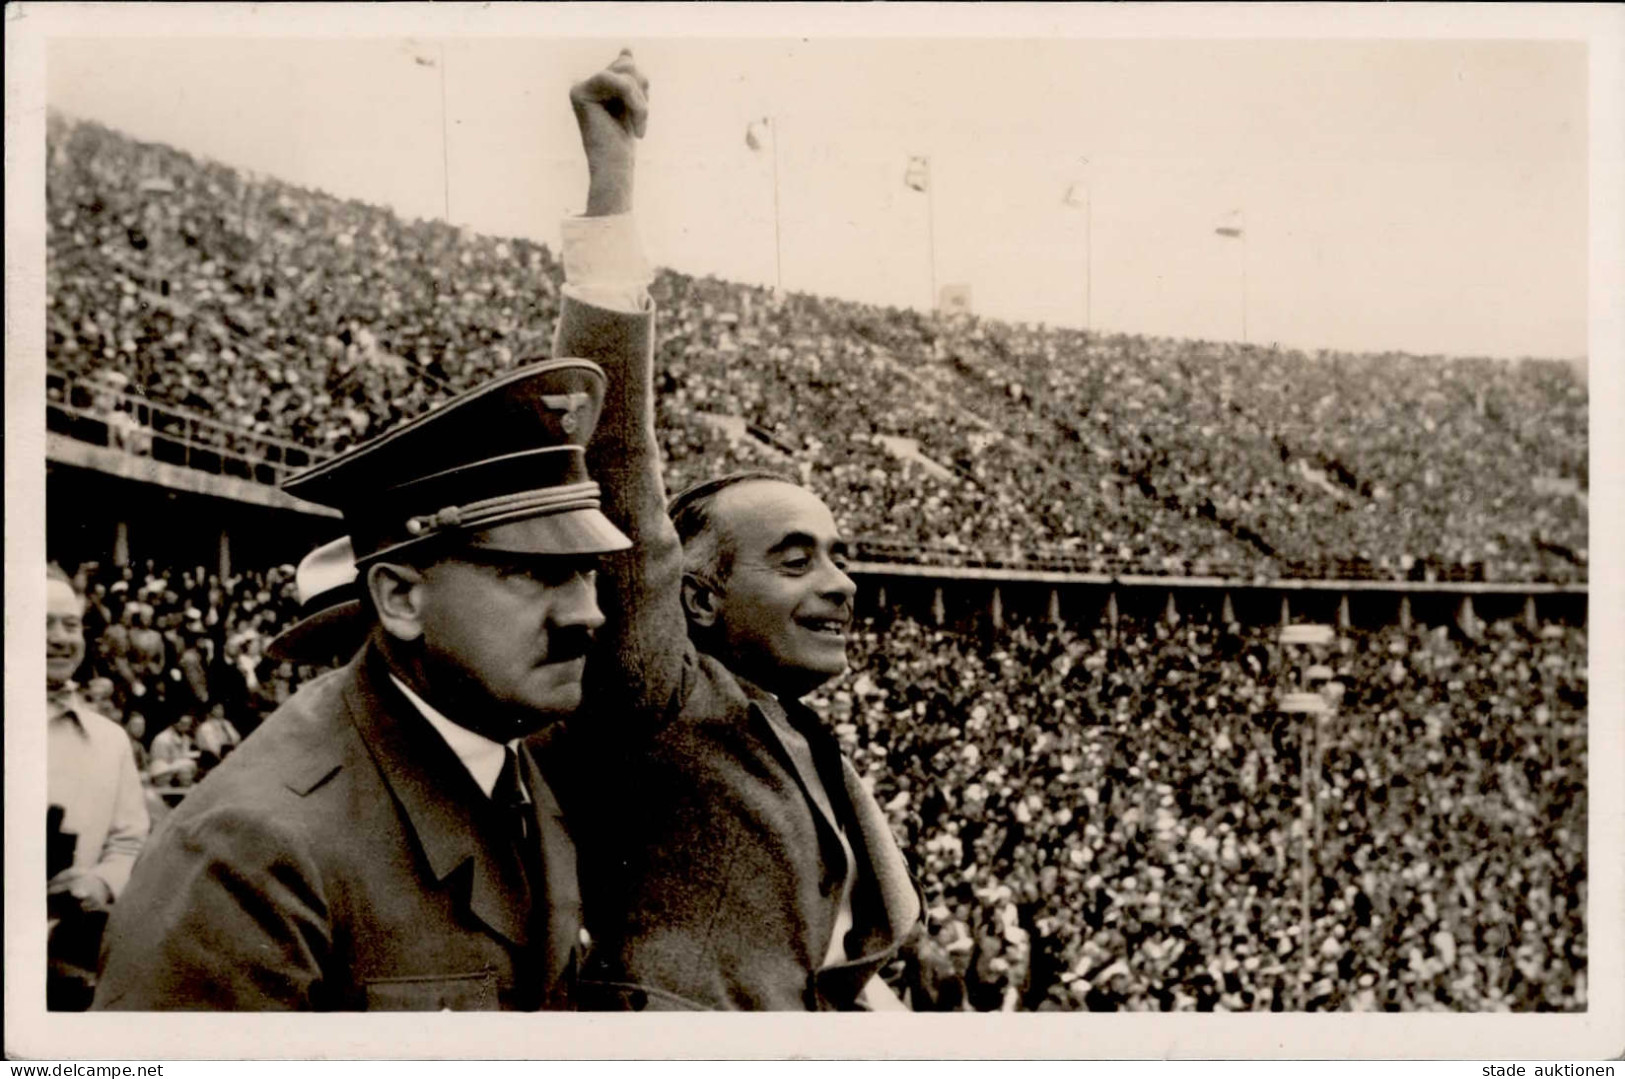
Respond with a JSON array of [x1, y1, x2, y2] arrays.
[[560, 213, 652, 314]]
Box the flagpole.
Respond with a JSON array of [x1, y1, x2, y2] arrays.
[[925, 155, 938, 312], [769, 118, 783, 295], [438, 42, 451, 223], [1241, 211, 1249, 345], [1085, 184, 1093, 334]]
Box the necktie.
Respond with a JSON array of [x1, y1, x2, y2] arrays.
[[493, 746, 533, 844], [494, 745, 548, 927], [494, 746, 559, 1007]]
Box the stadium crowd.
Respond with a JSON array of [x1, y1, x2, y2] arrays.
[[61, 557, 313, 810], [46, 114, 1588, 583], [43, 114, 1589, 1012], [54, 542, 1589, 1013], [821, 611, 1588, 1012]]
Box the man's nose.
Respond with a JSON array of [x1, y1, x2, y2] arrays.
[[550, 571, 606, 632], [819, 559, 857, 605]]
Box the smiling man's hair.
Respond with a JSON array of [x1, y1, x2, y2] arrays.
[[668, 470, 801, 590]]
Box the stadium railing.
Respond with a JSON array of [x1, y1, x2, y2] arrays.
[[41, 368, 1520, 584], [46, 368, 330, 488]]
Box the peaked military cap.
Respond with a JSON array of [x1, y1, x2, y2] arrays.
[[283, 359, 631, 566]]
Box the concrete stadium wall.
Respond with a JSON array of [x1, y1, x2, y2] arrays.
[[46, 436, 341, 577], [852, 565, 1588, 634]]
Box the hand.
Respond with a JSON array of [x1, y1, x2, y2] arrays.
[[47, 868, 113, 914], [570, 49, 650, 216]]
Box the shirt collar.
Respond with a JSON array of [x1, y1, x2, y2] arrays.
[[736, 673, 825, 737], [47, 683, 86, 731], [388, 673, 514, 798], [736, 674, 783, 716]]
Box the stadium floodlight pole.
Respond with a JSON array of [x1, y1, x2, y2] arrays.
[[438, 42, 452, 223], [1215, 209, 1247, 344], [1240, 210, 1248, 345], [925, 156, 939, 312], [406, 42, 452, 223], [904, 154, 937, 311], [1064, 169, 1093, 333], [747, 117, 785, 295], [1279, 622, 1335, 1010], [769, 118, 782, 296]]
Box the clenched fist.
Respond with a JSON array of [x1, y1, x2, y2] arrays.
[[571, 49, 650, 217]]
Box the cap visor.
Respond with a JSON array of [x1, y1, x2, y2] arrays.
[[265, 600, 368, 665], [464, 506, 632, 557]]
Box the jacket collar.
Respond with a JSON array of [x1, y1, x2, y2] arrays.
[[812, 754, 925, 1003], [341, 635, 535, 948], [517, 721, 582, 994], [735, 672, 922, 971], [736, 677, 851, 879]]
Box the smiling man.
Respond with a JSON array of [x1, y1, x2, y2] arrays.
[[46, 565, 149, 1010], [675, 476, 858, 697], [548, 52, 922, 1011], [567, 470, 922, 1012]]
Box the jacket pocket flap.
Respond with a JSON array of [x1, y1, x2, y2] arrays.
[[364, 970, 498, 1011]]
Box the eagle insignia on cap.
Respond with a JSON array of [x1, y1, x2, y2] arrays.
[[542, 392, 592, 434]]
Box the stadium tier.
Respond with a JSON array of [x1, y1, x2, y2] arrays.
[[43, 114, 1589, 1014], [46, 114, 1587, 583], [61, 549, 1588, 1012]]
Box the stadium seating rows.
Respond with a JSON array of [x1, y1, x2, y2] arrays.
[[46, 114, 1588, 582], [63, 554, 1588, 1012]]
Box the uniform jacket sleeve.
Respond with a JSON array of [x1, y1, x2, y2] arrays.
[[94, 802, 330, 1010], [558, 293, 693, 732]]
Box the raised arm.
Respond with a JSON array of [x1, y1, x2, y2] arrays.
[[554, 51, 691, 730]]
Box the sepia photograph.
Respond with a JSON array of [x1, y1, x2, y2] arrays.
[[5, 1, 1622, 1061]]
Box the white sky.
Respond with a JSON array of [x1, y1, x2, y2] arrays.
[[47, 35, 1586, 360]]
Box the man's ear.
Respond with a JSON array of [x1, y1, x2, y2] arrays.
[[680, 573, 721, 630], [367, 562, 427, 643]]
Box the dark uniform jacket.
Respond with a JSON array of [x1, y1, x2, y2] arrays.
[[92, 640, 582, 1011], [90, 292, 630, 1011], [554, 294, 923, 1011]]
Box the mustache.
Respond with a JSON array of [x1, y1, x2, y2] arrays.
[[540, 625, 595, 666]]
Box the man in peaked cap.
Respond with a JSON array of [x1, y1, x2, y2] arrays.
[[93, 56, 650, 1012]]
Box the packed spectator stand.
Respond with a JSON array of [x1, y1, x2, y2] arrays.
[[820, 612, 1586, 1012], [58, 554, 1590, 1012], [44, 115, 1589, 1011], [46, 114, 1587, 583]]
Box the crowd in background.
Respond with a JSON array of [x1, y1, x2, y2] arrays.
[[55, 545, 1590, 1013], [46, 115, 1588, 583], [819, 613, 1587, 1012], [44, 115, 1591, 1012], [62, 558, 313, 815]]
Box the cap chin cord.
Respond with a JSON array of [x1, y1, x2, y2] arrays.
[[361, 481, 606, 566], [403, 481, 604, 537]]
